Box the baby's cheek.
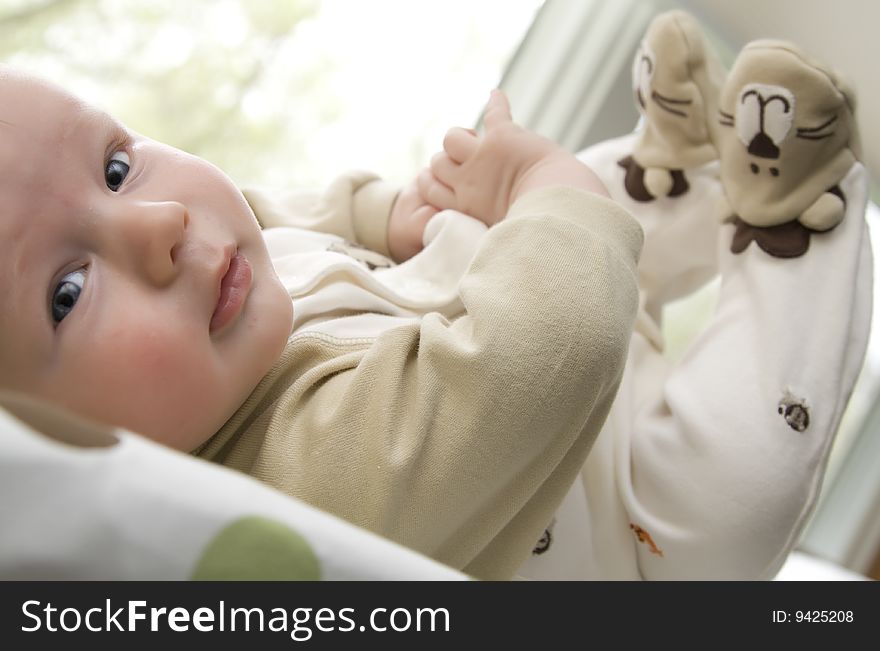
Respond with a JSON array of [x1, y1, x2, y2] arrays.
[[77, 322, 220, 444]]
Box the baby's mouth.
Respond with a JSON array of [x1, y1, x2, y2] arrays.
[[210, 249, 252, 333]]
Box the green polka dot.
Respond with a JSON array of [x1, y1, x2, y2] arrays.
[[191, 516, 321, 580]]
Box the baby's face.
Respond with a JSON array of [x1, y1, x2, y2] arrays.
[[0, 69, 293, 451]]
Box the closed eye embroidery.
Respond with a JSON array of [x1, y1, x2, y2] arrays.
[[796, 114, 837, 140], [651, 89, 692, 117]]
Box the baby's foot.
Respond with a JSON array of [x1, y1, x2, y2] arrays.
[[714, 41, 858, 258], [620, 11, 725, 203]]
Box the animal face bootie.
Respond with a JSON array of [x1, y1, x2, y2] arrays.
[[714, 40, 860, 258]]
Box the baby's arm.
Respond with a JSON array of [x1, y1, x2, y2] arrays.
[[250, 96, 643, 578]]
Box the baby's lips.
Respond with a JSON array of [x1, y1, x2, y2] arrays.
[[210, 251, 252, 333]]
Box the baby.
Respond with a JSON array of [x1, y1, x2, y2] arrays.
[[0, 68, 642, 579]]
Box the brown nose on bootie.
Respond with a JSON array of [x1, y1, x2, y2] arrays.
[[714, 41, 860, 259]]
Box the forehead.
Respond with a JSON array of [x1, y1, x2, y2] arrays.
[[0, 71, 96, 155], [1, 74, 79, 230], [0, 71, 115, 209], [0, 68, 87, 120]]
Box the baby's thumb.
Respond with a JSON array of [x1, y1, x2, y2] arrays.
[[483, 89, 512, 129]]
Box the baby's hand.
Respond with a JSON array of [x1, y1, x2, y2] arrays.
[[419, 90, 609, 226], [387, 171, 439, 262]]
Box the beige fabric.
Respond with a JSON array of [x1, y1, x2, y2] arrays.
[[243, 171, 399, 257], [196, 185, 642, 579], [265, 209, 487, 339]]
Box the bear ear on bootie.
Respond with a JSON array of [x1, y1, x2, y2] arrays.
[[714, 40, 860, 259], [619, 10, 727, 201]]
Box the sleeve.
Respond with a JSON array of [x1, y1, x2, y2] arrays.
[[262, 187, 643, 578], [241, 170, 400, 257]]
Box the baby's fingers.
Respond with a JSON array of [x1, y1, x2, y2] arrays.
[[443, 127, 478, 164], [430, 151, 459, 188], [417, 167, 456, 210], [483, 89, 512, 130]]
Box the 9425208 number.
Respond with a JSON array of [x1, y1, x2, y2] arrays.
[[795, 610, 853, 623]]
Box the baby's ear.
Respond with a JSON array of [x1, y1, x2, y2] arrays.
[[621, 10, 726, 202], [714, 41, 861, 258]]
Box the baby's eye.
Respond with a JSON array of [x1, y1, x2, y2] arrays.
[[105, 150, 130, 192], [51, 269, 86, 325]]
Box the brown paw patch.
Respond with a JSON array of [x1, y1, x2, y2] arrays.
[[729, 217, 814, 258], [617, 155, 689, 202], [727, 176, 846, 258], [668, 169, 689, 197]]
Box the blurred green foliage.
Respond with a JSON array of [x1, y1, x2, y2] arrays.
[[0, 0, 323, 186], [1, 0, 540, 189]]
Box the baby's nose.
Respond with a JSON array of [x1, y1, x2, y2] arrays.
[[113, 200, 188, 286]]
